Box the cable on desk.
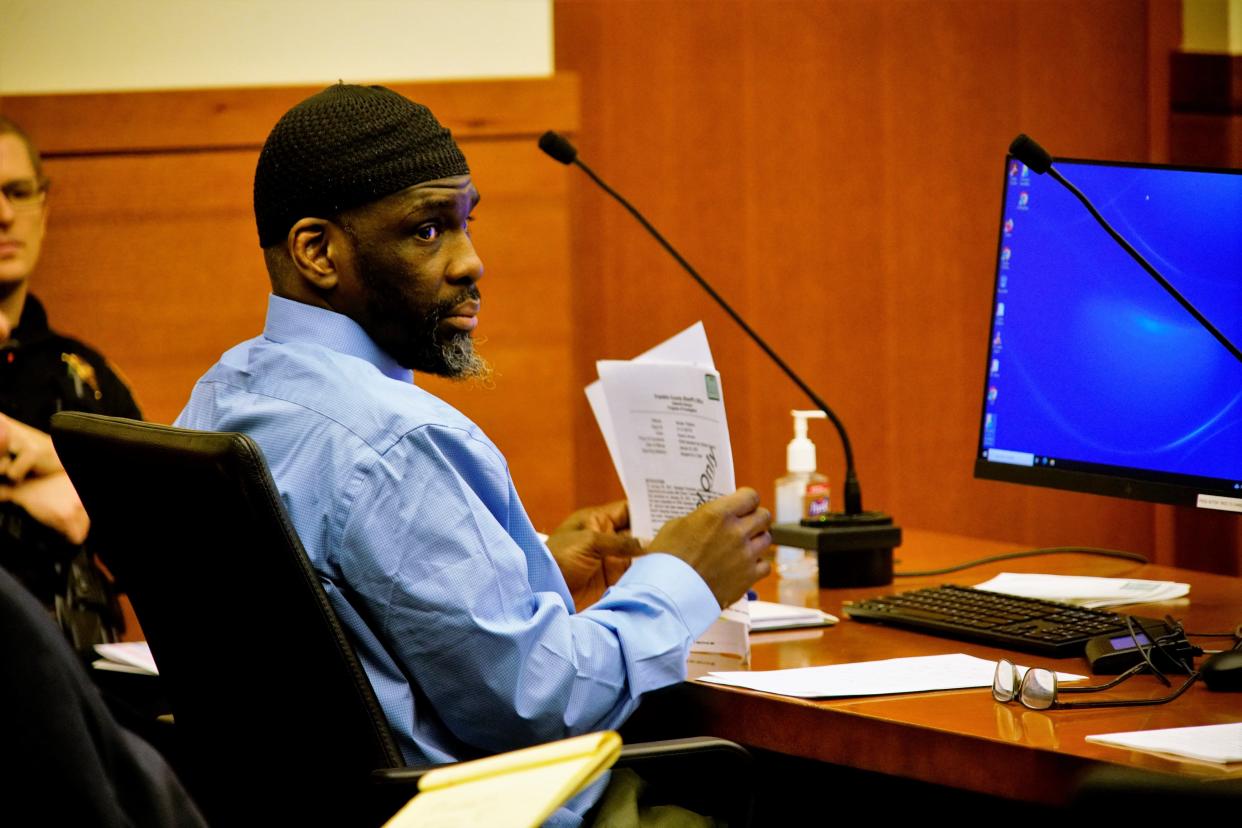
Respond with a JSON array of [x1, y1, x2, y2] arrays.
[[894, 546, 1149, 578], [1184, 624, 1242, 645]]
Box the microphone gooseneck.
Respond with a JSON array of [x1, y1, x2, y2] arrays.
[[539, 130, 867, 515], [1010, 134, 1242, 365]]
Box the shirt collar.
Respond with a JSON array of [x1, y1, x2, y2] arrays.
[[262, 295, 412, 383]]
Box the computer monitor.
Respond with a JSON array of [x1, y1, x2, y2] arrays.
[[975, 156, 1242, 511]]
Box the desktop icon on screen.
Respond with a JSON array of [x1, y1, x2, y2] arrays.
[[1004, 218, 1015, 234]]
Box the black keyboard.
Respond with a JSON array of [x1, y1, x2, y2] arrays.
[[843, 584, 1156, 657]]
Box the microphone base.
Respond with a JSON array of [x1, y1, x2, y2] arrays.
[[771, 512, 901, 588]]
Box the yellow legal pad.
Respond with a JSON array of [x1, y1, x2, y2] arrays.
[[383, 731, 622, 828]]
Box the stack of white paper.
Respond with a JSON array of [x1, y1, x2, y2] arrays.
[[749, 600, 838, 632], [93, 641, 158, 675], [974, 573, 1189, 608], [585, 322, 732, 541], [586, 323, 747, 664]]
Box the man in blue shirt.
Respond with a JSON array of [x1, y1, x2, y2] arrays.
[[177, 84, 771, 824]]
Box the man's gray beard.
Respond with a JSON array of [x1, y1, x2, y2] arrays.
[[436, 331, 492, 382]]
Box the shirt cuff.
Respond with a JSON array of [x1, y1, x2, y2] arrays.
[[615, 553, 721, 638]]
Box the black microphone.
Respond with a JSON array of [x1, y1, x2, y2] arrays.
[[1008, 133, 1052, 174], [1009, 134, 1242, 365], [539, 130, 899, 587], [537, 131, 578, 165]]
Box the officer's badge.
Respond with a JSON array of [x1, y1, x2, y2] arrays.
[[62, 353, 102, 401]]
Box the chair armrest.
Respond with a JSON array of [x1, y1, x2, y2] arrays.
[[617, 736, 753, 826], [370, 766, 433, 787], [614, 735, 751, 766]]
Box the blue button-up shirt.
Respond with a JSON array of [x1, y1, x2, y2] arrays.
[[176, 296, 720, 823]]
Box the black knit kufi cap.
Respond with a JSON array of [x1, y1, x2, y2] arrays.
[[253, 83, 470, 247]]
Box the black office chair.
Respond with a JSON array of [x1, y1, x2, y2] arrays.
[[1072, 765, 1242, 817], [52, 412, 753, 826]]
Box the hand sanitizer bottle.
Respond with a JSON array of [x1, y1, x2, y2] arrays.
[[774, 410, 828, 579]]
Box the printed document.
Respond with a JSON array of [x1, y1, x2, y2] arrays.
[[586, 323, 747, 664], [586, 322, 729, 540], [592, 359, 734, 541]]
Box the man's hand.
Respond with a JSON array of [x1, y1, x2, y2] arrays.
[[649, 488, 772, 608], [546, 500, 644, 610], [0, 413, 90, 544], [0, 413, 65, 481], [0, 472, 90, 545]]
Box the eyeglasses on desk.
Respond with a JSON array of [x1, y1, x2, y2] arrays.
[[992, 617, 1201, 710]]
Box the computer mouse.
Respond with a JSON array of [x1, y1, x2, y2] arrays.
[[1200, 649, 1242, 691]]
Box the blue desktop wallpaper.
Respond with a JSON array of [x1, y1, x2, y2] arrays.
[[983, 160, 1242, 486]]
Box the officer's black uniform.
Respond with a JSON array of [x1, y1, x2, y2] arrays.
[[0, 294, 140, 647]]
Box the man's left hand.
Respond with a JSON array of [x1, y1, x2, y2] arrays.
[[546, 500, 643, 610]]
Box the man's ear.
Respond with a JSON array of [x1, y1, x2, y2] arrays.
[[288, 217, 348, 292]]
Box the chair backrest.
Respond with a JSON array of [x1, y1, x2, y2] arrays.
[[51, 412, 406, 825]]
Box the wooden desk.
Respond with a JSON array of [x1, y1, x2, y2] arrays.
[[637, 530, 1242, 805]]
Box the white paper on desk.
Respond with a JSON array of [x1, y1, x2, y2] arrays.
[[585, 322, 716, 499], [749, 600, 838, 632], [593, 360, 735, 542], [700, 653, 1085, 699], [93, 641, 158, 675], [1086, 723, 1242, 764], [974, 572, 1190, 608]]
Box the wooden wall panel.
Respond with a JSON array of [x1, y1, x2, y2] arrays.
[[556, 0, 1238, 572], [0, 77, 581, 532]]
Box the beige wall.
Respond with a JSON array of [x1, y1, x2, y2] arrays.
[[1182, 0, 1242, 52], [0, 0, 552, 94]]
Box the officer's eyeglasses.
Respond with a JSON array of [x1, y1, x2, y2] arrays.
[[992, 617, 1200, 710], [1, 177, 50, 212]]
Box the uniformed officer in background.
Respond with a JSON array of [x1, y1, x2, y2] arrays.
[[0, 114, 141, 651]]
